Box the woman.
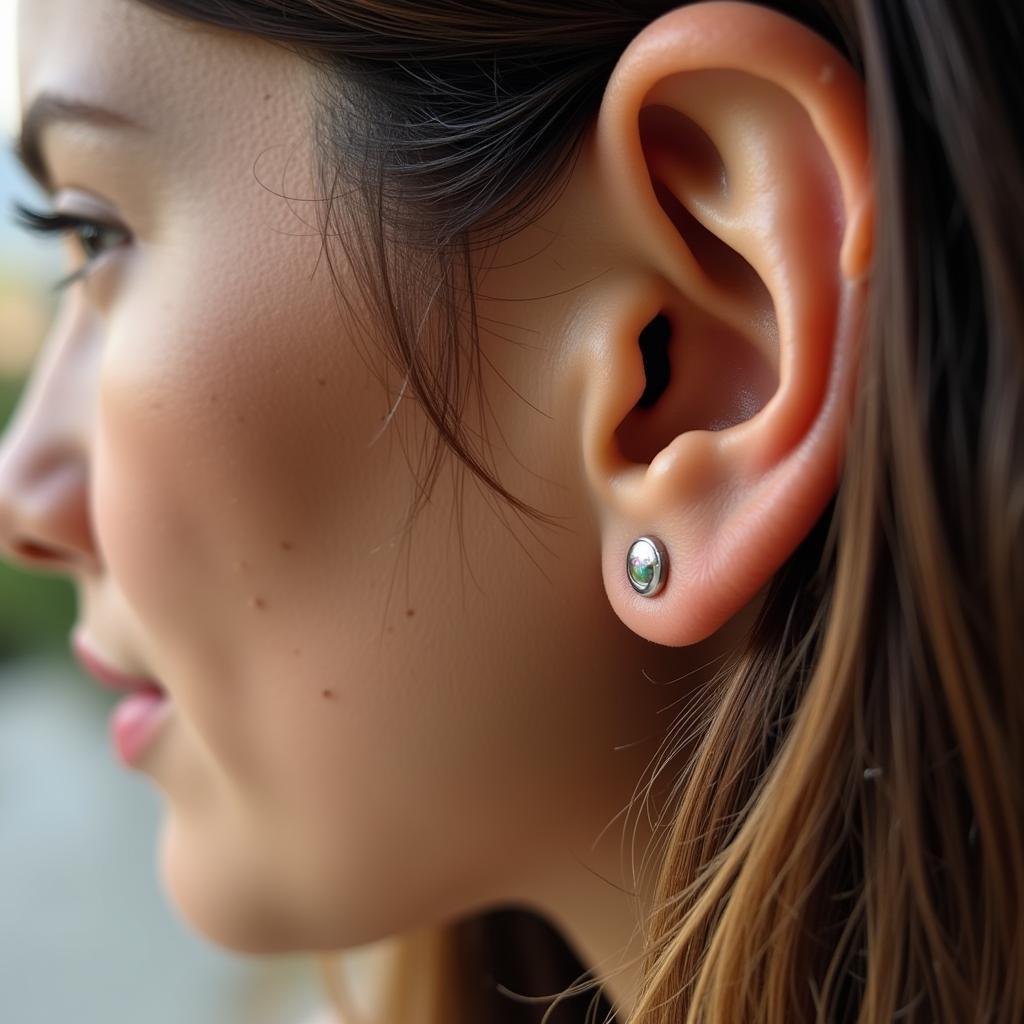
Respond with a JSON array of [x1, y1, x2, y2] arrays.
[[1, 0, 1020, 1021]]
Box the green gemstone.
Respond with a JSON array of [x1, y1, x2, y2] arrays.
[[629, 556, 654, 585], [627, 537, 667, 597]]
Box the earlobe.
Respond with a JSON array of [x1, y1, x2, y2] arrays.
[[577, 0, 873, 646]]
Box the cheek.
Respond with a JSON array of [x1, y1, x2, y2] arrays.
[[87, 227, 596, 949], [93, 230, 380, 607], [91, 245, 395, 753]]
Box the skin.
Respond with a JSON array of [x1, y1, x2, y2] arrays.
[[0, 1, 872, 1020]]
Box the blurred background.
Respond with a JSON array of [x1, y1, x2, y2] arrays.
[[0, 5, 332, 1021]]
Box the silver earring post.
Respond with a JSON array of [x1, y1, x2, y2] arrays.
[[626, 536, 668, 597]]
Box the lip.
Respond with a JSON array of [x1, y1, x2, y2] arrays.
[[71, 628, 164, 695]]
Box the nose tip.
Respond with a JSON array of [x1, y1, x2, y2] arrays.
[[0, 440, 99, 578], [0, 295, 102, 580]]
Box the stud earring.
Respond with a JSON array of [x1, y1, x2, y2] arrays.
[[626, 536, 668, 597]]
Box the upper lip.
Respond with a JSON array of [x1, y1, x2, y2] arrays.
[[71, 628, 164, 694]]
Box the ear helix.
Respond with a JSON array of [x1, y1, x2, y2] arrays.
[[626, 536, 669, 597]]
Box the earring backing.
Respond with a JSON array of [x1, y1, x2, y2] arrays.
[[626, 536, 668, 597]]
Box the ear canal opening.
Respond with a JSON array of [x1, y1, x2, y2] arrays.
[[613, 301, 778, 467], [636, 314, 672, 409]]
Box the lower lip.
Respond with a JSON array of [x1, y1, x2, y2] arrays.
[[110, 687, 172, 767]]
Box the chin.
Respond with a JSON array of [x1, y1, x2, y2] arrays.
[[155, 812, 300, 954], [155, 813, 395, 956]]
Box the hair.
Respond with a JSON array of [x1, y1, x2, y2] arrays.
[[133, 1, 1023, 1021]]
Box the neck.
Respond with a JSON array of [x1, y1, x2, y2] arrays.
[[518, 754, 671, 1023], [520, 593, 766, 1021], [544, 871, 650, 1020]]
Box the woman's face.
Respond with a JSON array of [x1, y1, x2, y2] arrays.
[[4, 0, 685, 951]]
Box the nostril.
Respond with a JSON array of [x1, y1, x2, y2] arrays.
[[12, 537, 66, 563]]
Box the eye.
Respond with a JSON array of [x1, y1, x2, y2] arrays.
[[74, 220, 128, 261], [10, 201, 132, 291]]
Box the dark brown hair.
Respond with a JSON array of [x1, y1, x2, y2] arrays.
[[136, 1, 1024, 1021]]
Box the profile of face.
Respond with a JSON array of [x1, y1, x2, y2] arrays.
[[4, 0, 672, 956], [2, 0, 871, 993]]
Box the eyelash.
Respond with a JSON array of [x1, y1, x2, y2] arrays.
[[10, 201, 132, 292]]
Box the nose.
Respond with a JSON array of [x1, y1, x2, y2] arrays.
[[0, 308, 100, 578]]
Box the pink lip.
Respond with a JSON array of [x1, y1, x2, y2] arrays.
[[71, 629, 164, 694]]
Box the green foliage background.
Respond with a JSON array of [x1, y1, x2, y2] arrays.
[[0, 374, 76, 660]]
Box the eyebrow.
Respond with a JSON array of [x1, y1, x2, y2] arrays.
[[11, 93, 146, 193]]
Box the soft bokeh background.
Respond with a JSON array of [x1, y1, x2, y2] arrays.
[[0, 5, 335, 1020]]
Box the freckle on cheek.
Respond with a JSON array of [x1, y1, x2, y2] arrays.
[[250, 596, 267, 610], [280, 540, 294, 552], [321, 689, 334, 699], [406, 608, 415, 618]]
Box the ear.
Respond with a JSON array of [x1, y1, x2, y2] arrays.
[[577, 0, 873, 646]]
